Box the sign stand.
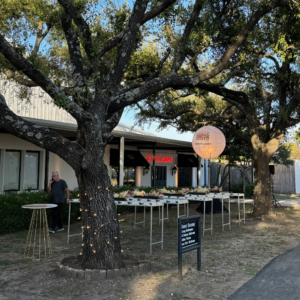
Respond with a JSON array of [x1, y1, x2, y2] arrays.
[[178, 215, 201, 280]]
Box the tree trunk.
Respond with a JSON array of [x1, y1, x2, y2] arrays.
[[75, 131, 125, 270], [252, 150, 272, 216], [251, 132, 283, 217]]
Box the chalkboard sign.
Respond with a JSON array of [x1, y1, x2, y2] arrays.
[[178, 215, 201, 280]]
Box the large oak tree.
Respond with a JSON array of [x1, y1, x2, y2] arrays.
[[135, 8, 300, 217], [0, 0, 294, 268]]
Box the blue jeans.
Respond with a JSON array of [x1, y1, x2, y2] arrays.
[[50, 203, 63, 229]]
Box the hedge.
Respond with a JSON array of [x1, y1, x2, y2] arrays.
[[230, 183, 254, 198], [0, 190, 80, 235], [0, 186, 197, 235]]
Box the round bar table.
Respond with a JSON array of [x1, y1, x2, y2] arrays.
[[22, 204, 57, 259]]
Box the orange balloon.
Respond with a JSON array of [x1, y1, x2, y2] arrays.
[[192, 126, 226, 159]]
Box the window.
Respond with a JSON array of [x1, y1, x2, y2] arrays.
[[24, 152, 40, 190], [124, 167, 135, 186], [111, 167, 118, 186], [4, 150, 21, 191], [110, 166, 136, 186]]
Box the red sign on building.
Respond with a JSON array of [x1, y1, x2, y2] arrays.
[[146, 155, 173, 163]]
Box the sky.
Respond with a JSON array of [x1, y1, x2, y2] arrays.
[[120, 108, 195, 142]]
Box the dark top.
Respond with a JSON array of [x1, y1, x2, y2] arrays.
[[51, 180, 68, 203]]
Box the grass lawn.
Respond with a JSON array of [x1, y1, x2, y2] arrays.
[[1, 203, 300, 300]]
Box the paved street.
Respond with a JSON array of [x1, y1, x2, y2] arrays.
[[228, 243, 300, 300]]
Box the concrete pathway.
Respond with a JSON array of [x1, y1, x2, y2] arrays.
[[227, 198, 300, 208], [227, 243, 300, 300]]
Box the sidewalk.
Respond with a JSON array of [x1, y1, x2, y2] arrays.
[[227, 243, 300, 300], [228, 198, 300, 209]]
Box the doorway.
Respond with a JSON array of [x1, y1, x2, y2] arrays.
[[151, 166, 167, 187]]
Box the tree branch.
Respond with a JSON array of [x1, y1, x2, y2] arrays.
[[171, 0, 204, 72], [60, 11, 87, 88], [0, 93, 82, 170], [0, 35, 86, 122], [57, 0, 100, 70], [164, 16, 175, 42], [219, 70, 246, 85], [0, 68, 37, 87], [97, 0, 177, 60], [266, 55, 280, 70], [146, 47, 171, 82], [106, 0, 150, 88], [108, 73, 253, 117], [143, 0, 177, 23], [194, 0, 289, 83], [31, 22, 51, 57]]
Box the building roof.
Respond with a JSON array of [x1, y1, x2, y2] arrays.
[[0, 116, 194, 151], [114, 123, 158, 137], [22, 117, 194, 151]]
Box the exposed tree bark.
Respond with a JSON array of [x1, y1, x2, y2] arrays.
[[251, 132, 284, 216], [76, 143, 124, 269]]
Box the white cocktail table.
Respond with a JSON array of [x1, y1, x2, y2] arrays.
[[207, 194, 231, 231], [115, 200, 164, 253], [185, 195, 214, 236], [67, 198, 82, 244], [160, 195, 189, 221], [222, 193, 246, 225], [22, 203, 57, 259]]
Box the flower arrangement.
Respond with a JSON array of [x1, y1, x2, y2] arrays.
[[114, 189, 146, 199], [209, 186, 222, 192], [190, 187, 209, 193], [180, 188, 190, 194], [113, 186, 223, 199]]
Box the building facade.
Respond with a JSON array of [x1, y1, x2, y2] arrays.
[[0, 80, 205, 193]]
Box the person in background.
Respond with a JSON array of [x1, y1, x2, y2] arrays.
[[48, 171, 69, 233]]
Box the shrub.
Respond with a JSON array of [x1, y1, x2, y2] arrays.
[[245, 184, 254, 198], [230, 183, 254, 198], [230, 183, 243, 194]]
